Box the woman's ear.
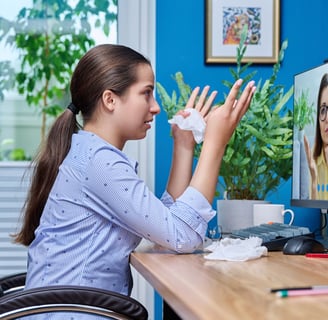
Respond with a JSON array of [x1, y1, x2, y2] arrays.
[[102, 90, 116, 112]]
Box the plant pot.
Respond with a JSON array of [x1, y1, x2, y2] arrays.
[[217, 199, 271, 234]]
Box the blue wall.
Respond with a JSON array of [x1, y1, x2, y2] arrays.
[[155, 0, 328, 233], [154, 2, 328, 317]]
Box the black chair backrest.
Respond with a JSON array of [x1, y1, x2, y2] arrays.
[[0, 275, 148, 320]]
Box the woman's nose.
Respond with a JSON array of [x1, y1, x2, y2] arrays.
[[151, 100, 161, 114]]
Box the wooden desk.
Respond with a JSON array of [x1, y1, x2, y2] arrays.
[[130, 243, 328, 320]]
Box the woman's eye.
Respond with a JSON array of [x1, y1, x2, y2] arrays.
[[144, 90, 152, 98]]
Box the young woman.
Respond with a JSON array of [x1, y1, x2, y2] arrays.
[[304, 73, 328, 200], [15, 44, 255, 296]]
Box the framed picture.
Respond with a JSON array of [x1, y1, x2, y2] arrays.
[[205, 0, 280, 64]]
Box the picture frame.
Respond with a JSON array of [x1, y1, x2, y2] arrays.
[[205, 0, 280, 64]]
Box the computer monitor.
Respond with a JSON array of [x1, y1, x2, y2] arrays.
[[291, 62, 328, 213]]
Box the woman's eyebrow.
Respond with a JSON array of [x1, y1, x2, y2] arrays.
[[145, 84, 154, 90]]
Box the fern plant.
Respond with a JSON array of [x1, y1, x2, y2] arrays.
[[294, 89, 315, 131]]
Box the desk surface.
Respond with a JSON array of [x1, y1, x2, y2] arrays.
[[130, 243, 328, 320]]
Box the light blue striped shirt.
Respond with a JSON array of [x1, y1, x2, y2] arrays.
[[25, 130, 215, 298]]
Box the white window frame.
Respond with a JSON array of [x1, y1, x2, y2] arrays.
[[118, 0, 156, 193], [118, 1, 156, 318]]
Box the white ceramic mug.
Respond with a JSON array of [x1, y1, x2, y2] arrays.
[[253, 204, 294, 226]]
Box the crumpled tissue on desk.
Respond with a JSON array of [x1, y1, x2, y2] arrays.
[[204, 237, 268, 262]]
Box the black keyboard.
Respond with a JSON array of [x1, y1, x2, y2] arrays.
[[230, 223, 314, 251]]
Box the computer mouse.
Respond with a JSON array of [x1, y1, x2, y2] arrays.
[[283, 236, 326, 255]]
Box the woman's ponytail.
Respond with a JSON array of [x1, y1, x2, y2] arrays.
[[14, 108, 80, 246]]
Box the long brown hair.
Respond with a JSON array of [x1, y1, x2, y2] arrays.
[[15, 44, 151, 246], [313, 73, 328, 160]]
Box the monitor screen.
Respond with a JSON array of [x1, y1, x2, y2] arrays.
[[291, 63, 328, 210]]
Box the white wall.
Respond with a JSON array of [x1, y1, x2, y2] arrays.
[[118, 0, 156, 192], [117, 1, 156, 318]]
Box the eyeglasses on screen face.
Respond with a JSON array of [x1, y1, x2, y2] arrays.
[[320, 104, 328, 121]]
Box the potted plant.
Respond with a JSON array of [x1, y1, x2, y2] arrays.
[[157, 31, 293, 232]]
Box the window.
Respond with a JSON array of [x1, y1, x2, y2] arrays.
[[0, 0, 117, 160]]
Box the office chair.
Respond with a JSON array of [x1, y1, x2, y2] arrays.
[[0, 272, 26, 296], [0, 273, 148, 320]]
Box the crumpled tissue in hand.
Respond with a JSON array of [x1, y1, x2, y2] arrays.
[[168, 108, 206, 144], [204, 237, 268, 262]]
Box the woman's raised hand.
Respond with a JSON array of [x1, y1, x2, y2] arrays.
[[304, 134, 318, 182], [189, 79, 256, 203], [204, 79, 256, 148]]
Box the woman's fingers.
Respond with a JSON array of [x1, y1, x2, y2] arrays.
[[226, 80, 255, 109], [198, 89, 218, 118], [203, 91, 218, 121], [194, 85, 210, 112], [185, 86, 217, 117], [185, 87, 200, 109], [223, 79, 243, 109], [239, 80, 256, 105], [228, 80, 256, 122], [183, 80, 255, 124], [303, 135, 311, 163]]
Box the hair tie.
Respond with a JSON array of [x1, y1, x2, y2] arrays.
[[67, 102, 79, 115]]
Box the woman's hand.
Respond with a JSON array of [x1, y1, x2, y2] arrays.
[[304, 135, 317, 178], [190, 79, 256, 203], [171, 86, 218, 149], [167, 86, 217, 199], [203, 79, 255, 149], [304, 134, 318, 199]]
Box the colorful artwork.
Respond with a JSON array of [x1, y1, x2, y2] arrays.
[[206, 0, 279, 64], [222, 7, 261, 45]]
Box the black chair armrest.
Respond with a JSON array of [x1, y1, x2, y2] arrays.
[[0, 273, 26, 296], [0, 285, 148, 320]]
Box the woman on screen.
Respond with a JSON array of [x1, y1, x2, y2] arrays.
[[304, 73, 328, 200]]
